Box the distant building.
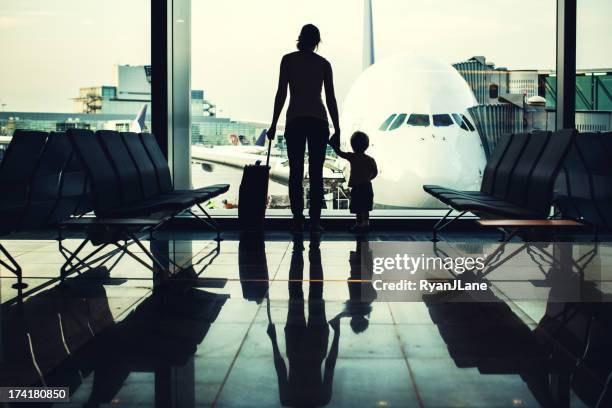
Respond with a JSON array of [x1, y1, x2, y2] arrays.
[[454, 56, 612, 156], [74, 65, 215, 118], [1, 64, 260, 146], [453, 56, 612, 111]]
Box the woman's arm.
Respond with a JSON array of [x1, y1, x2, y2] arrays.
[[268, 56, 289, 140], [324, 61, 340, 137]]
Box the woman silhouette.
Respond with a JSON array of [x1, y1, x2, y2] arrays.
[[267, 24, 340, 233]]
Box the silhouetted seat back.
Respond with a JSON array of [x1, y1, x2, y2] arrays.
[[506, 131, 551, 206], [575, 132, 612, 227], [97, 130, 146, 204], [0, 130, 48, 233], [554, 138, 597, 223], [140, 133, 174, 193], [491, 132, 529, 199], [20, 132, 89, 227], [524, 129, 576, 214], [121, 132, 160, 198], [67, 128, 123, 215], [480, 133, 513, 195], [61, 145, 92, 218]]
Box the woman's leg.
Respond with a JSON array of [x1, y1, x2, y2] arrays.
[[355, 213, 362, 226], [363, 212, 370, 226], [285, 125, 306, 221], [306, 123, 329, 223]]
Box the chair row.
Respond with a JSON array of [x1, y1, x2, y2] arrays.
[[0, 130, 90, 287], [0, 129, 229, 288], [554, 131, 612, 231], [67, 129, 228, 221], [423, 129, 577, 240]]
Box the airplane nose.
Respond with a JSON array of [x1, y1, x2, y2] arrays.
[[371, 136, 483, 208]]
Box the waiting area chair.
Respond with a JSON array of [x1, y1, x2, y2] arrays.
[[424, 129, 577, 241], [554, 131, 612, 236], [0, 130, 48, 288], [58, 128, 228, 277], [0, 128, 229, 288]]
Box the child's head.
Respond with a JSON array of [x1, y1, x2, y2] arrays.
[[350, 131, 369, 153], [350, 316, 369, 333]]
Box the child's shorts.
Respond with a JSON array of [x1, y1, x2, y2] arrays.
[[349, 182, 374, 214]]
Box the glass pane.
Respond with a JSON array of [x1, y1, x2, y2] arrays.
[[452, 113, 469, 131], [432, 114, 453, 127], [388, 113, 407, 131], [379, 114, 397, 131], [576, 0, 612, 133], [407, 114, 430, 127], [461, 114, 476, 132], [0, 1, 151, 158]]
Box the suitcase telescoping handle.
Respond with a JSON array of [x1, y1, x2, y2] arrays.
[[266, 139, 272, 168]]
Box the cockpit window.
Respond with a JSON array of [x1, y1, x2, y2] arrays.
[[461, 114, 476, 131], [379, 114, 397, 131], [433, 114, 454, 127], [388, 113, 407, 131], [406, 114, 430, 127], [452, 113, 470, 131]]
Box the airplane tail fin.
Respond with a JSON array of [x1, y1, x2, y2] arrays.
[[363, 0, 375, 70], [130, 104, 148, 132], [255, 129, 267, 147]]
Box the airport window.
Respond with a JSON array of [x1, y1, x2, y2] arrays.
[[388, 113, 407, 131], [182, 0, 559, 217], [576, 1, 612, 128], [452, 113, 470, 131], [407, 114, 430, 127], [379, 114, 397, 131], [489, 84, 499, 99], [432, 114, 454, 127]]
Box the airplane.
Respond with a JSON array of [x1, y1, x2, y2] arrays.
[[335, 0, 486, 209], [192, 129, 344, 185]]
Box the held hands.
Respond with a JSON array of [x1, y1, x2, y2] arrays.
[[328, 131, 341, 150]]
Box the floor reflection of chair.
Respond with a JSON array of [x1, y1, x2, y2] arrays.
[[78, 281, 228, 407], [0, 267, 115, 389], [267, 235, 340, 407], [1, 245, 229, 408], [423, 242, 612, 407]]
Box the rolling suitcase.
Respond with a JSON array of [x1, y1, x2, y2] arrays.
[[238, 141, 272, 230]]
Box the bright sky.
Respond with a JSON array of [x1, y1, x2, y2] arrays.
[[1, 0, 610, 121]]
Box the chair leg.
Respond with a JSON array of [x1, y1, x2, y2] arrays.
[[431, 210, 466, 242], [193, 204, 223, 242], [0, 243, 26, 289]]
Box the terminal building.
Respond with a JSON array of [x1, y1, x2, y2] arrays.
[[0, 65, 259, 146], [454, 56, 612, 154]]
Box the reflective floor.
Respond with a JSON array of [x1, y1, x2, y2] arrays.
[[1, 230, 611, 407]]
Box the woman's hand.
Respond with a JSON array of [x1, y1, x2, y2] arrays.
[[267, 125, 277, 141], [329, 131, 340, 149]]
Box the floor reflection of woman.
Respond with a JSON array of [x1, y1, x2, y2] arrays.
[[267, 235, 340, 407]]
